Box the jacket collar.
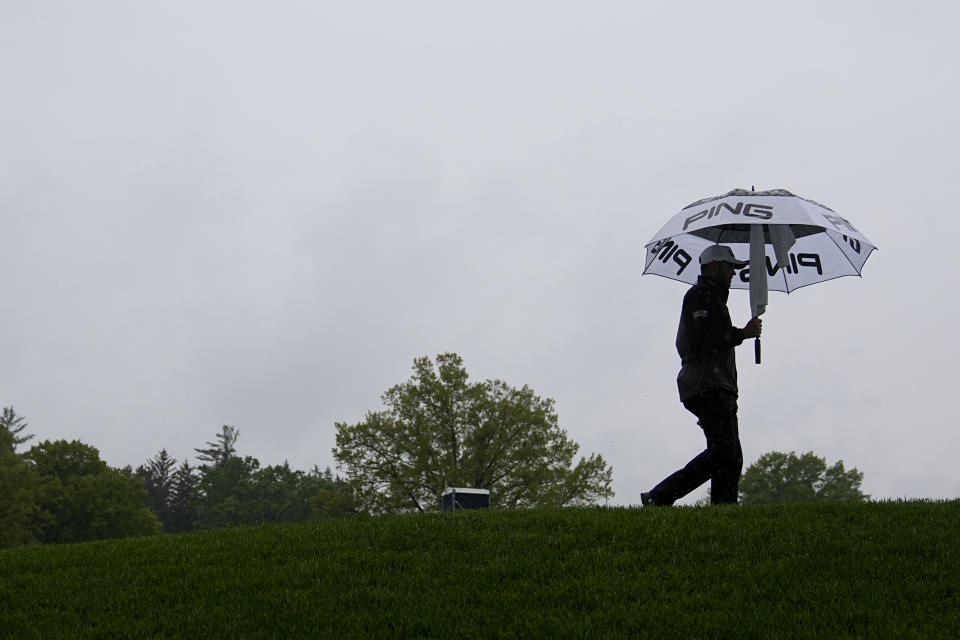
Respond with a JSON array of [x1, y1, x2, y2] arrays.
[[697, 275, 730, 302]]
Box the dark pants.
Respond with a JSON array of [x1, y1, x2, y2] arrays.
[[648, 391, 743, 505]]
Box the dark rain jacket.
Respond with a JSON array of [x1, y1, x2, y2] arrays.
[[676, 275, 745, 402]]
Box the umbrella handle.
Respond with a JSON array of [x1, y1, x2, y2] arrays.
[[755, 337, 761, 364]]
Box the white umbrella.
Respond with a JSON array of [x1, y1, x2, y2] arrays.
[[644, 188, 876, 362]]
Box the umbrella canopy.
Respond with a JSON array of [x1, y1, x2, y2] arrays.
[[643, 188, 876, 293], [644, 188, 876, 364]]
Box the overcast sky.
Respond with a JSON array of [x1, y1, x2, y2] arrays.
[[3, 2, 958, 505]]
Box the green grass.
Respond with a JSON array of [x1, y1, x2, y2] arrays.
[[1, 501, 958, 639]]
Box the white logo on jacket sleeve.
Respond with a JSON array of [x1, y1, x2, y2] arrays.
[[693, 309, 708, 319]]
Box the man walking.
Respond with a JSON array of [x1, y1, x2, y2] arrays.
[[642, 245, 762, 506]]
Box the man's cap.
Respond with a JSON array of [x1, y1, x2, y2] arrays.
[[699, 245, 747, 267]]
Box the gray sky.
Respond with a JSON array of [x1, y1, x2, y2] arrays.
[[3, 2, 958, 504]]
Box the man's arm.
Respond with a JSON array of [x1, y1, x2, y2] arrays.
[[742, 317, 762, 339]]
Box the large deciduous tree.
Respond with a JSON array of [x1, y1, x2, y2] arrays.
[[739, 450, 868, 505], [333, 353, 614, 514]]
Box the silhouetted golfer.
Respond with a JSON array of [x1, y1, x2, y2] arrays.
[[642, 245, 762, 506]]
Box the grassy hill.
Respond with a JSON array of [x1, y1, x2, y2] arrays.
[[1, 501, 957, 639]]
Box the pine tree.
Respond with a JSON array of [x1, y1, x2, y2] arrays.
[[194, 425, 239, 468], [136, 449, 178, 531], [0, 407, 34, 452], [168, 461, 200, 533]]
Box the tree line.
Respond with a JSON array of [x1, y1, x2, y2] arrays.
[[1, 353, 615, 550], [1, 352, 867, 550], [0, 410, 357, 549]]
